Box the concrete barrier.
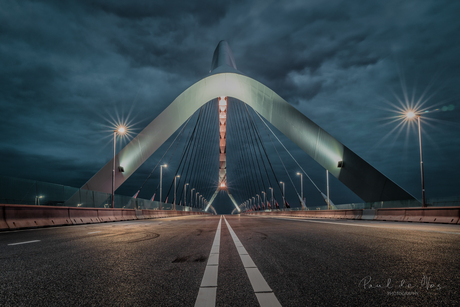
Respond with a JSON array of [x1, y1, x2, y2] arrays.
[[122, 209, 137, 220], [4, 205, 72, 229], [69, 207, 100, 224], [246, 207, 460, 224], [361, 209, 375, 220], [97, 208, 124, 222], [135, 209, 145, 219], [0, 205, 9, 230], [404, 207, 460, 224], [0, 205, 210, 231], [374, 208, 406, 221]]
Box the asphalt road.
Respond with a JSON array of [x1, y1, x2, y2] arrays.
[[1, 215, 459, 306]]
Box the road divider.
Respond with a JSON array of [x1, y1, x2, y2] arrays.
[[69, 207, 100, 224], [0, 205, 8, 230], [0, 204, 210, 231], [245, 207, 460, 224], [4, 205, 72, 229]]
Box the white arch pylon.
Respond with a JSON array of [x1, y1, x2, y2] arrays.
[[80, 41, 414, 210]]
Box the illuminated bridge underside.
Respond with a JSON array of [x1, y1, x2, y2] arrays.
[[82, 43, 414, 204]]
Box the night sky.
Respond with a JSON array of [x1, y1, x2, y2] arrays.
[[1, 0, 459, 213]]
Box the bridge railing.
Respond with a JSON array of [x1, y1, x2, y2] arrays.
[[0, 176, 203, 212], [246, 197, 460, 213]]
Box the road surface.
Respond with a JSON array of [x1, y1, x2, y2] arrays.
[[1, 215, 459, 306]]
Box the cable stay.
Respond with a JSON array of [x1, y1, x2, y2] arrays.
[[254, 110, 335, 209]]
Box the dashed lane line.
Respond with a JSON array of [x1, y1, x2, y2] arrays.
[[223, 216, 282, 307], [8, 240, 41, 246], [195, 216, 222, 307]]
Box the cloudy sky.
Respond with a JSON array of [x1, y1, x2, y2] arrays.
[[1, 0, 459, 212]]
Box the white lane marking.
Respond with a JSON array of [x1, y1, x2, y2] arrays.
[[87, 231, 101, 234], [195, 288, 217, 307], [223, 216, 282, 307], [8, 240, 41, 246], [256, 293, 284, 307], [245, 268, 272, 292], [200, 266, 218, 287], [267, 217, 460, 235], [195, 216, 222, 307]]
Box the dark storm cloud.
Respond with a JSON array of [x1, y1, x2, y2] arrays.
[[1, 0, 459, 212]]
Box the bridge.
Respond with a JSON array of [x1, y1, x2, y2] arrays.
[[1, 42, 459, 306]]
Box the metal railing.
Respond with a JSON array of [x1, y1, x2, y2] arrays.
[[0, 176, 203, 212]]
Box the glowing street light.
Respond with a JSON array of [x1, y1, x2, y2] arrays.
[[191, 188, 195, 207], [269, 187, 273, 210], [405, 110, 426, 207], [35, 195, 44, 206], [174, 175, 180, 210], [112, 125, 127, 208], [297, 172, 304, 210], [280, 181, 285, 209], [160, 164, 167, 205], [184, 183, 189, 209]]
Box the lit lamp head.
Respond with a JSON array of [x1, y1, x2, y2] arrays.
[[405, 110, 417, 119], [116, 125, 127, 135]]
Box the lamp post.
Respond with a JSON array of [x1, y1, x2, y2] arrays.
[[191, 188, 195, 207], [196, 192, 200, 209], [160, 164, 167, 204], [184, 183, 189, 209], [326, 170, 330, 210], [280, 181, 285, 209], [262, 191, 266, 209], [406, 111, 426, 207], [174, 175, 180, 210], [297, 172, 304, 210], [112, 125, 126, 208], [252, 197, 256, 210], [269, 187, 273, 209]]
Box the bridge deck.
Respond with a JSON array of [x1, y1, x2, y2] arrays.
[[1, 215, 459, 306]]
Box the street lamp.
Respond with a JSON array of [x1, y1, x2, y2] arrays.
[[280, 181, 285, 209], [35, 195, 44, 206], [174, 175, 180, 210], [297, 172, 304, 210], [184, 183, 189, 209], [112, 125, 126, 208], [269, 187, 273, 209], [326, 170, 330, 210], [262, 191, 266, 209], [191, 188, 195, 207], [406, 111, 427, 207], [160, 164, 167, 204], [196, 192, 200, 209]]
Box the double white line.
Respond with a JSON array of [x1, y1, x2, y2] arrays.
[[195, 216, 281, 307], [195, 216, 222, 306]]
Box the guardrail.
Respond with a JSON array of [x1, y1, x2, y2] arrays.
[[244, 207, 460, 224], [0, 204, 210, 231]]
